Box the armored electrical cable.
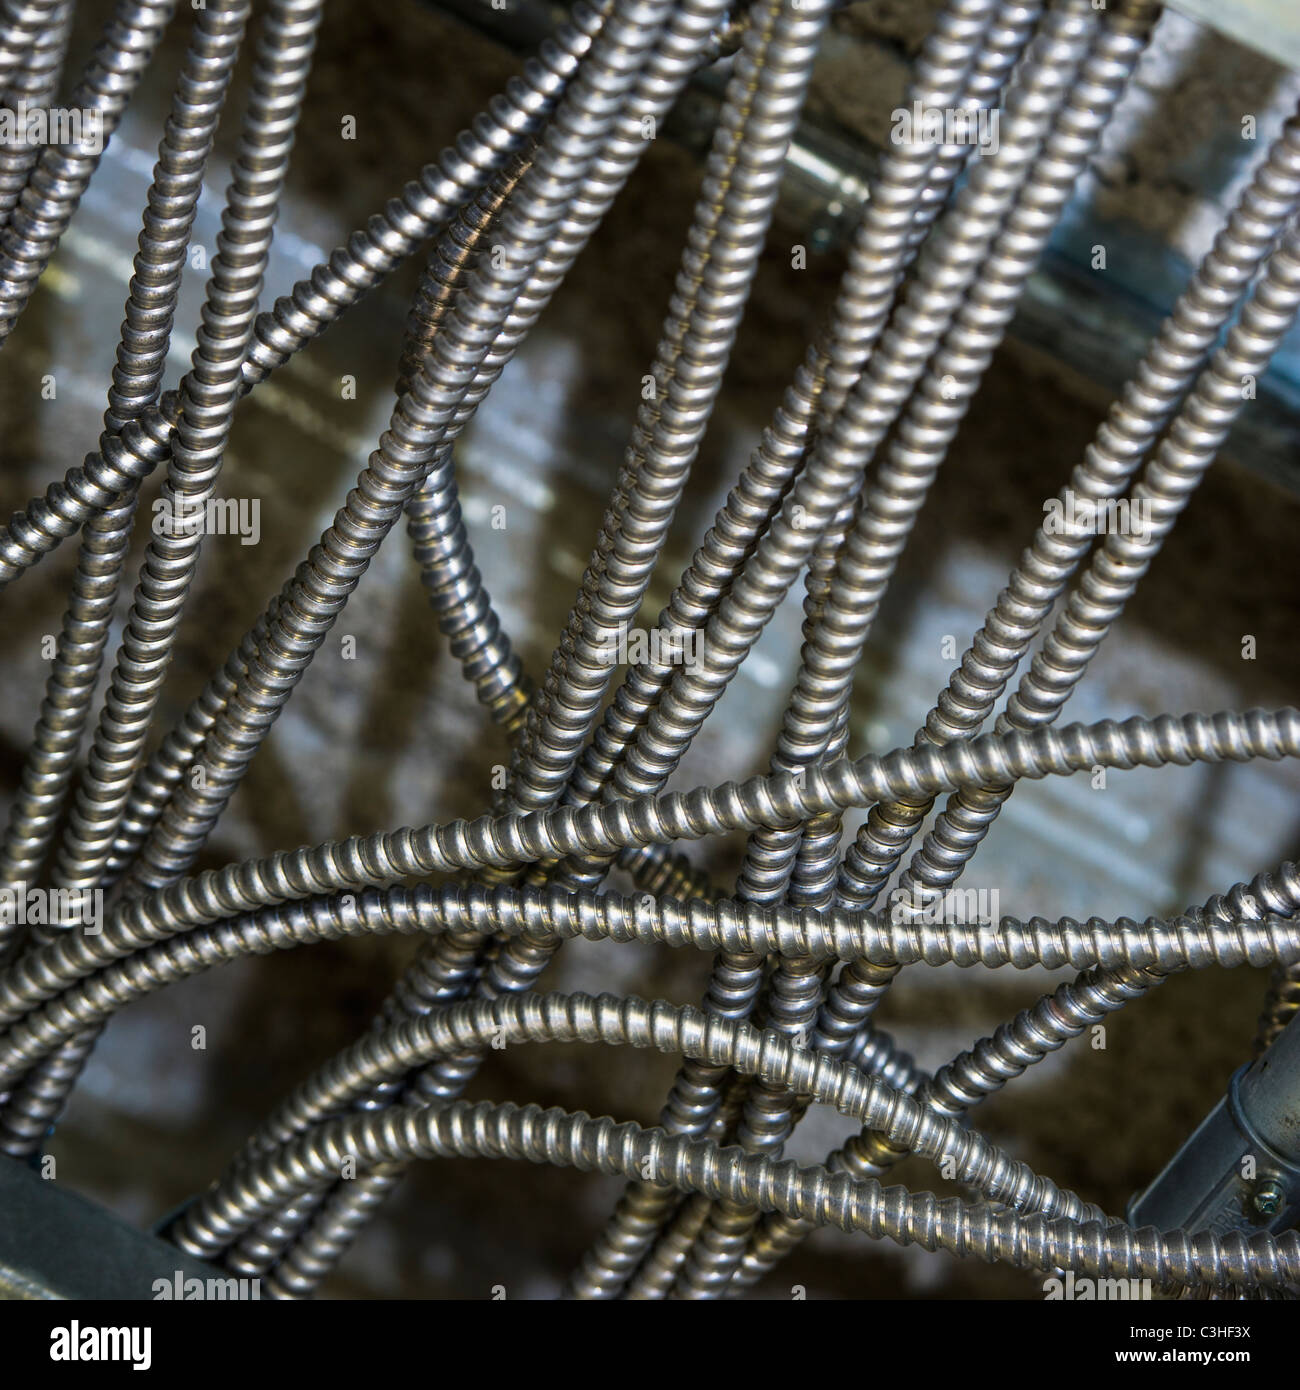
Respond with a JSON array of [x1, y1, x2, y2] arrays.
[[250, 0, 839, 1293], [0, 0, 252, 948], [0, 0, 1297, 1301], [0, 0, 177, 346], [86, 0, 739, 1278], [569, 0, 1040, 1293], [0, 0, 72, 230], [663, 0, 1160, 1299], [0, 0, 323, 1156], [576, 0, 1108, 1293], [708, 80, 1300, 1294], [0, 2, 614, 592]]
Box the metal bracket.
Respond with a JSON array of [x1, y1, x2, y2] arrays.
[[1128, 1009, 1300, 1240]]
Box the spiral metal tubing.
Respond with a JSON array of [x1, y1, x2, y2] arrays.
[[0, 0, 1297, 1302]]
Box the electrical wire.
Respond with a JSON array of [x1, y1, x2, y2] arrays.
[[0, 0, 1297, 1301]]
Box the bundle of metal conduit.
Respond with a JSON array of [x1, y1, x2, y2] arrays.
[[0, 0, 1298, 1301]]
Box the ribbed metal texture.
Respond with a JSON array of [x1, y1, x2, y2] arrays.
[[0, 0, 1298, 1301]]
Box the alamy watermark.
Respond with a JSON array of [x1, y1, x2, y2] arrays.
[[1043, 1272, 1153, 1301], [890, 101, 1000, 156], [593, 624, 703, 669], [887, 885, 999, 926], [0, 882, 103, 933], [1043, 490, 1153, 543], [49, 1323, 150, 1371], [0, 101, 103, 154], [152, 495, 261, 545], [152, 1269, 261, 1300]]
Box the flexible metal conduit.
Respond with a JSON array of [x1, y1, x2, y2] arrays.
[[0, 0, 1298, 1301]]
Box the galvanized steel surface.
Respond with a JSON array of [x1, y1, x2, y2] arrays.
[[0, 0, 1298, 1300]]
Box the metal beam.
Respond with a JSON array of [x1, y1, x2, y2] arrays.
[[1166, 0, 1300, 75], [0, 1159, 218, 1301]]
